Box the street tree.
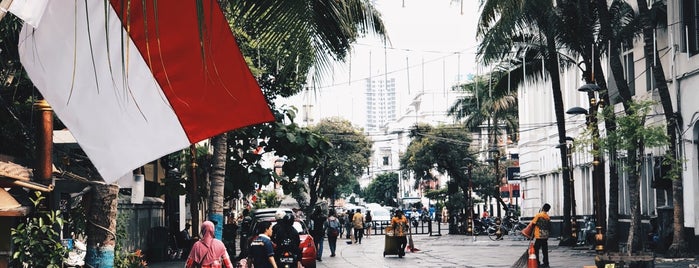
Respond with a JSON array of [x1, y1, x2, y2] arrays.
[[399, 123, 473, 231], [364, 172, 399, 207], [308, 117, 372, 210], [594, 100, 670, 253]]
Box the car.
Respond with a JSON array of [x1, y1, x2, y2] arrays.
[[249, 209, 316, 268]]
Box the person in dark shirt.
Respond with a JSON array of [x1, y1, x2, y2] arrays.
[[223, 214, 238, 259], [239, 208, 253, 258], [247, 221, 277, 268], [178, 223, 194, 259], [271, 210, 301, 268], [310, 208, 327, 261]]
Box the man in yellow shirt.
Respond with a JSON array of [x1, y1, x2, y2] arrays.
[[352, 209, 365, 244], [390, 210, 409, 257], [531, 203, 551, 268]]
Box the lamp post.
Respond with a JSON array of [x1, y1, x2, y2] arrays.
[[557, 136, 578, 242], [486, 147, 505, 240], [462, 157, 475, 241], [566, 83, 606, 253], [486, 147, 503, 219]]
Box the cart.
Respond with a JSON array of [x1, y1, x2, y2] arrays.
[[383, 227, 401, 257]]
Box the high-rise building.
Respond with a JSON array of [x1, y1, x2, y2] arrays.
[[365, 77, 396, 133]]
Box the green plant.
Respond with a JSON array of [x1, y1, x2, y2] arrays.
[[10, 191, 68, 268], [116, 249, 148, 268], [114, 209, 147, 267]]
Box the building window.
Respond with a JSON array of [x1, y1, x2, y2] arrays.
[[682, 0, 699, 56], [621, 47, 636, 96], [617, 158, 630, 215], [641, 155, 658, 216], [382, 156, 390, 166]]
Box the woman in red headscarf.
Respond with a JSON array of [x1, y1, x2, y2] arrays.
[[186, 221, 234, 268]]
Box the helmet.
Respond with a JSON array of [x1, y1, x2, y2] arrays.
[[283, 213, 294, 222], [275, 210, 286, 220]]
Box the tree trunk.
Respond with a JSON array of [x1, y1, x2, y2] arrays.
[[85, 183, 119, 267], [626, 151, 643, 253], [544, 35, 573, 246], [209, 133, 227, 239], [635, 0, 688, 257], [593, 53, 624, 252]]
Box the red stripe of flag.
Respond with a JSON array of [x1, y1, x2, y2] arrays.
[[109, 0, 274, 143]]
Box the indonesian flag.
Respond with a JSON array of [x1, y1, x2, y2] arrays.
[[15, 0, 275, 183]]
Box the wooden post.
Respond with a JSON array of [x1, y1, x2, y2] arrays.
[[190, 144, 199, 236], [33, 99, 53, 183]]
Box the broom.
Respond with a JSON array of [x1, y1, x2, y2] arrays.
[[511, 242, 535, 268], [406, 228, 420, 252], [511, 246, 530, 268]]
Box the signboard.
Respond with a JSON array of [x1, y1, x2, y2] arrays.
[[500, 184, 521, 198], [507, 167, 520, 181]]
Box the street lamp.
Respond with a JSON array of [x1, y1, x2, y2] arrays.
[[566, 83, 606, 253], [486, 147, 505, 240], [556, 136, 578, 242], [486, 147, 503, 219]]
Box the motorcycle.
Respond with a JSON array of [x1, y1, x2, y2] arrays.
[[410, 214, 420, 228], [277, 251, 297, 268], [275, 238, 298, 268]]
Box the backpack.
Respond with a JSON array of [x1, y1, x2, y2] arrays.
[[326, 218, 340, 237]]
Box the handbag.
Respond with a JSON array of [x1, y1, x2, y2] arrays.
[[522, 222, 534, 239]]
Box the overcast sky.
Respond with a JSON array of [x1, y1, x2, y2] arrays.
[[279, 0, 481, 128]]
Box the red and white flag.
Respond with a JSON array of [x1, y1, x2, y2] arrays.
[[16, 0, 275, 183]]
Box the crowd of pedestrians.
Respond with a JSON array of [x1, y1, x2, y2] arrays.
[[177, 206, 422, 266]]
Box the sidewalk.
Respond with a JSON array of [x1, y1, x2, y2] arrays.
[[148, 228, 698, 268]]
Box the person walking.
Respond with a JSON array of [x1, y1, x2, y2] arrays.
[[364, 210, 373, 237], [185, 220, 235, 268], [177, 223, 194, 259], [324, 210, 341, 257], [390, 210, 409, 258], [222, 214, 238, 261], [352, 209, 365, 244], [343, 212, 353, 239], [271, 210, 300, 268], [532, 203, 552, 268], [310, 208, 327, 261], [247, 221, 277, 268], [238, 208, 253, 258]]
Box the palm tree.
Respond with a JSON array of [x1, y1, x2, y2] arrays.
[[448, 69, 519, 143], [477, 0, 577, 245]]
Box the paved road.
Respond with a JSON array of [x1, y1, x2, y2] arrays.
[[150, 225, 698, 268]]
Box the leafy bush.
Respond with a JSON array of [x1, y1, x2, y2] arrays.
[[10, 191, 68, 268]]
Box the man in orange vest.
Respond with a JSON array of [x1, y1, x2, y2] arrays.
[[531, 203, 551, 268]]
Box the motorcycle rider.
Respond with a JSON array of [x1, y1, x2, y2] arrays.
[[271, 210, 301, 268]]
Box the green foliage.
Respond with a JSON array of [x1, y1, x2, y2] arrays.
[[596, 100, 670, 170], [253, 191, 282, 209], [115, 209, 147, 268], [336, 176, 361, 197], [10, 191, 68, 268], [364, 173, 399, 206], [309, 117, 372, 199], [400, 124, 474, 191], [445, 191, 466, 214], [424, 188, 448, 201]]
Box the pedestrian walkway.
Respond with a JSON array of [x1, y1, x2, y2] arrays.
[[148, 229, 698, 268]]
